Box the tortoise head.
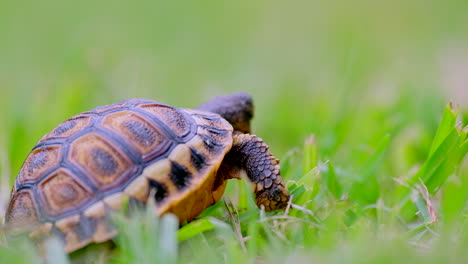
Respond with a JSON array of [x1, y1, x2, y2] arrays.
[[196, 92, 253, 133]]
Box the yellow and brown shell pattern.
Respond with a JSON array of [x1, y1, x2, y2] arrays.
[[5, 98, 233, 253]]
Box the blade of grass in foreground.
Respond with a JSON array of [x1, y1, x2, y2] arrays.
[[303, 135, 318, 175], [349, 134, 391, 205], [398, 104, 467, 221], [112, 206, 179, 264]]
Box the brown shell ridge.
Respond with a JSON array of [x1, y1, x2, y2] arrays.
[[128, 108, 196, 143], [33, 168, 99, 222], [64, 128, 143, 192], [95, 109, 176, 164], [60, 161, 100, 193], [129, 107, 197, 143], [128, 108, 179, 140], [37, 113, 97, 144], [21, 124, 140, 189], [14, 163, 60, 188], [15, 144, 66, 188], [91, 125, 143, 166], [33, 139, 66, 150]]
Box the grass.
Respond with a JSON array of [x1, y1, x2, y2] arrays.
[[1, 0, 468, 263]]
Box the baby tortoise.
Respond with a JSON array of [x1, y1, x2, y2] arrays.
[[4, 92, 290, 253]]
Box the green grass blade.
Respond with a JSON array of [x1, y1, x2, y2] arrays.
[[428, 103, 459, 157], [159, 214, 178, 264], [398, 105, 467, 220], [321, 161, 343, 199], [178, 218, 216, 242], [303, 135, 318, 175], [349, 134, 391, 204]]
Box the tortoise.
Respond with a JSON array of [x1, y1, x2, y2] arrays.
[[4, 92, 290, 253]]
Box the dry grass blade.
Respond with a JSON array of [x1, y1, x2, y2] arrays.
[[223, 199, 247, 253], [258, 215, 323, 229], [417, 178, 437, 223]]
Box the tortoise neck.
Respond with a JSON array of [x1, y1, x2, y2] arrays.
[[196, 93, 253, 133]]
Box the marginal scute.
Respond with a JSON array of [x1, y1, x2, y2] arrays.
[[92, 217, 117, 243], [55, 214, 80, 232], [148, 179, 168, 203], [189, 147, 206, 170], [41, 116, 92, 141], [190, 113, 233, 156], [103, 192, 128, 210], [124, 176, 150, 202], [169, 144, 205, 177], [82, 201, 116, 243], [38, 169, 94, 217], [169, 161, 192, 190], [142, 159, 178, 197], [168, 144, 192, 165], [185, 135, 205, 152], [69, 133, 135, 190], [197, 126, 231, 143], [18, 145, 62, 183], [142, 159, 172, 181], [139, 104, 191, 137], [30, 223, 53, 239], [84, 201, 106, 218], [199, 133, 225, 154], [186, 109, 233, 132], [56, 215, 95, 253], [190, 114, 226, 129], [5, 190, 39, 226], [186, 135, 215, 160], [101, 111, 170, 161]]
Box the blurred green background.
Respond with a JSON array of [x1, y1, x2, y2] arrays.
[[1, 0, 467, 171], [0, 0, 467, 262]]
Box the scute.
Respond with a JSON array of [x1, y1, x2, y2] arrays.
[[5, 190, 39, 227], [38, 169, 94, 217], [18, 145, 62, 183], [68, 133, 136, 191], [139, 103, 191, 138], [169, 161, 192, 190], [189, 147, 206, 170], [41, 116, 92, 141], [148, 179, 168, 202], [101, 110, 171, 161]]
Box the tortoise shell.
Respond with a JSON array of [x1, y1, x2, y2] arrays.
[[5, 98, 233, 253]]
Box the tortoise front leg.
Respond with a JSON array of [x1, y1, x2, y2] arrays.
[[224, 132, 290, 211]]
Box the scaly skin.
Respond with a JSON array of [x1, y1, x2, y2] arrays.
[[197, 93, 290, 211], [229, 132, 290, 211]]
